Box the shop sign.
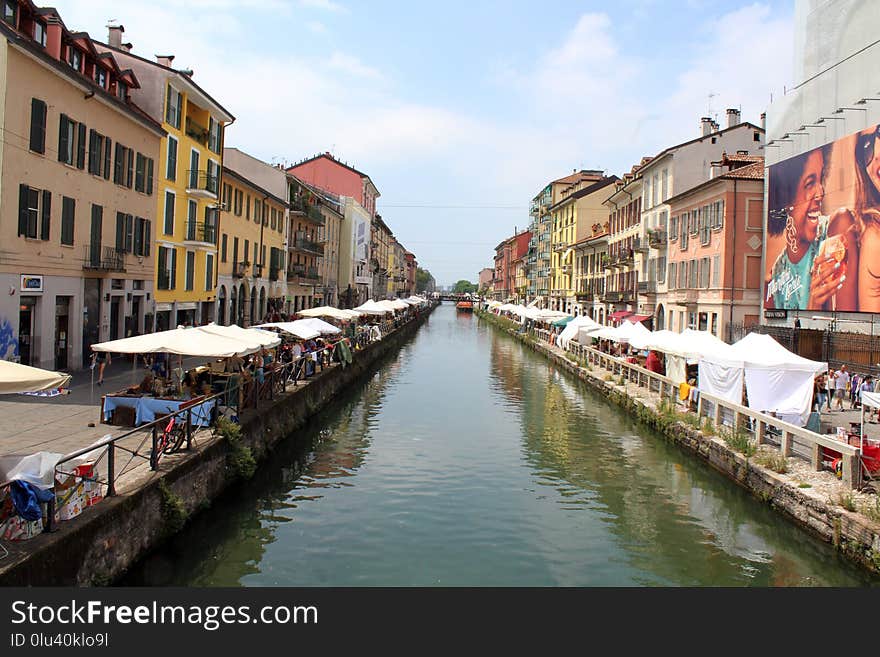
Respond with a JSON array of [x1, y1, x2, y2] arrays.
[[764, 309, 787, 319], [20, 275, 43, 292]]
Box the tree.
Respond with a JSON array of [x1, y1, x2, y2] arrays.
[[453, 280, 477, 294], [415, 267, 433, 293]]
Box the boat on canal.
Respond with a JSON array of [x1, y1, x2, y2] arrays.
[[456, 300, 474, 312]]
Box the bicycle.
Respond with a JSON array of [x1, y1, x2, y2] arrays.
[[150, 415, 188, 469]]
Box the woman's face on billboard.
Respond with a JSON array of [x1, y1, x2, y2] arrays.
[[791, 150, 825, 244], [858, 125, 880, 194]]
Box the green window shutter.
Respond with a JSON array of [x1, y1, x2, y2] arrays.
[[146, 158, 154, 195], [125, 213, 134, 253], [144, 220, 152, 257], [40, 190, 51, 240], [76, 122, 86, 169], [58, 114, 69, 163], [116, 212, 125, 251], [114, 143, 124, 183], [18, 184, 29, 236], [29, 98, 46, 153], [103, 138, 112, 179], [170, 248, 177, 289], [126, 148, 134, 188]]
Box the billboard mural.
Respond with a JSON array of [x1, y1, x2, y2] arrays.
[[764, 123, 880, 312]]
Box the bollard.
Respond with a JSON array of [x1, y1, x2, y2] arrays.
[[781, 430, 793, 457], [107, 442, 116, 496]]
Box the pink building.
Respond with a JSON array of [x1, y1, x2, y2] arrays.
[[287, 152, 379, 217], [663, 153, 764, 338], [492, 230, 531, 300]]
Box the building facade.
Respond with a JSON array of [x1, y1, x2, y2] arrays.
[[97, 25, 235, 331], [662, 154, 765, 337], [0, 3, 164, 369], [572, 226, 609, 322]]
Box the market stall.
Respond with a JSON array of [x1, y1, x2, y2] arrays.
[[0, 361, 71, 395]]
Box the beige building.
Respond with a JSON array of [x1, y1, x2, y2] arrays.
[[217, 165, 286, 326], [285, 177, 326, 312], [0, 3, 164, 369]]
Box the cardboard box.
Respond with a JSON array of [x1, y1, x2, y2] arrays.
[[1, 515, 43, 541], [55, 476, 86, 521], [83, 480, 103, 507]]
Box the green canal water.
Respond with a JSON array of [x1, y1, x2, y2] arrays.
[[124, 304, 880, 586]]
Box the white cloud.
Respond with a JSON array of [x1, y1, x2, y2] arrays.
[[298, 0, 347, 13], [307, 21, 328, 34], [326, 52, 384, 80]]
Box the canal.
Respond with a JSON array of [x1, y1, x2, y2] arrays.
[[124, 304, 879, 586]]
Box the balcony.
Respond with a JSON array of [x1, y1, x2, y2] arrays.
[[633, 237, 647, 253], [647, 229, 667, 248], [601, 256, 612, 270], [287, 264, 320, 283], [252, 263, 264, 278], [184, 220, 217, 245], [603, 291, 622, 303], [621, 290, 635, 303], [270, 266, 281, 281], [290, 197, 325, 225], [614, 250, 634, 267], [82, 245, 124, 272], [185, 117, 209, 146], [637, 280, 657, 294], [232, 261, 249, 278], [292, 231, 325, 256], [186, 169, 218, 199], [673, 289, 698, 305]]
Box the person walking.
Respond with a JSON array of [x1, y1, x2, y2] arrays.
[[814, 373, 828, 413], [834, 365, 850, 411]]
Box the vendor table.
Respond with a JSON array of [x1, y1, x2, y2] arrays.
[[102, 395, 216, 427]]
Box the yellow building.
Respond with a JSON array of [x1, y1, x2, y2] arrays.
[[217, 166, 286, 325], [548, 176, 618, 314], [97, 25, 234, 329]]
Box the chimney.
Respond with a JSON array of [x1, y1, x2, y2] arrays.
[[120, 42, 133, 53], [107, 22, 124, 48], [701, 116, 713, 137], [155, 54, 175, 68], [726, 108, 741, 128], [45, 15, 63, 60], [760, 111, 766, 131]]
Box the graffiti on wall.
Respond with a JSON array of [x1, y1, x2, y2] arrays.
[[0, 316, 19, 361]]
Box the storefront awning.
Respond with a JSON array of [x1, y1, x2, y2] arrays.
[[628, 314, 652, 323], [608, 310, 632, 321]]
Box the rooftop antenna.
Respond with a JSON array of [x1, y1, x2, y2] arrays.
[[707, 91, 718, 123]]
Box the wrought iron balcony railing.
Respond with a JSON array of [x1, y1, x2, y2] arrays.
[[82, 245, 124, 271]]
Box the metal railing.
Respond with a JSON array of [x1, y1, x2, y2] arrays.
[[82, 245, 124, 271], [186, 169, 219, 195], [185, 221, 217, 244]]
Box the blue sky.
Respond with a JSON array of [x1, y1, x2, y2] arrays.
[[58, 0, 795, 287]]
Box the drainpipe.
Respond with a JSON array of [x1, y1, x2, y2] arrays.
[[728, 179, 737, 342]]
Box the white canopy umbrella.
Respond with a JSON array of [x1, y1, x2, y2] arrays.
[[297, 306, 353, 321], [375, 299, 400, 313], [557, 315, 603, 350], [388, 299, 410, 310], [199, 323, 281, 349], [0, 361, 72, 394], [618, 319, 653, 349], [92, 326, 263, 357], [255, 322, 321, 340]]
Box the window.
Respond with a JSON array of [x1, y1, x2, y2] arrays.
[[246, 194, 251, 220], [114, 143, 133, 186], [3, 1, 16, 26], [58, 114, 79, 165], [234, 189, 243, 216], [668, 262, 677, 290], [133, 217, 150, 257], [711, 200, 724, 229], [689, 259, 699, 289], [223, 183, 231, 210], [163, 191, 175, 235], [185, 251, 195, 291], [754, 131, 761, 142], [244, 239, 249, 263], [18, 185, 50, 240], [253, 198, 261, 224], [271, 207, 276, 230], [158, 246, 176, 290], [657, 256, 666, 283], [68, 47, 81, 72], [189, 150, 199, 189], [206, 159, 219, 194], [166, 136, 178, 181], [669, 215, 678, 241], [166, 86, 182, 130], [29, 99, 47, 154], [206, 253, 214, 291], [135, 153, 145, 191], [61, 197, 75, 246], [701, 257, 710, 288], [221, 233, 228, 262], [116, 212, 134, 253], [712, 255, 720, 287], [126, 147, 134, 188], [88, 130, 102, 175], [117, 82, 127, 101], [208, 117, 221, 154], [233, 237, 239, 268], [678, 262, 687, 289], [699, 207, 710, 245], [187, 200, 197, 239], [95, 67, 107, 89]]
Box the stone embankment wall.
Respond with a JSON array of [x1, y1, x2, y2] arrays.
[[477, 310, 880, 575], [0, 306, 436, 586]]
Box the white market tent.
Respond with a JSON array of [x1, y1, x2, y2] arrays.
[[354, 300, 391, 315], [0, 360, 72, 395], [699, 332, 826, 425], [387, 299, 410, 311], [593, 319, 653, 349], [255, 321, 321, 340], [293, 318, 342, 335], [297, 306, 356, 321], [557, 315, 602, 350], [199, 323, 281, 350], [91, 326, 265, 357]]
